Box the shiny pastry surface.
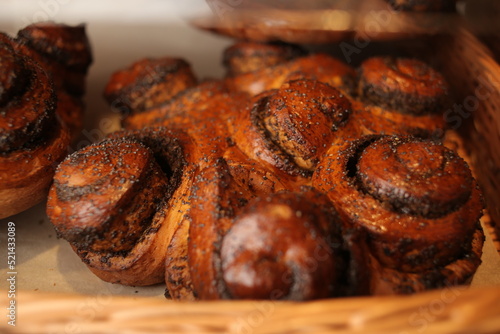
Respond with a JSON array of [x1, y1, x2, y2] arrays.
[[104, 57, 197, 114], [312, 135, 484, 286], [43, 38, 486, 299], [230, 79, 356, 183], [223, 41, 306, 76], [47, 127, 201, 287], [0, 37, 72, 219], [358, 57, 450, 116]]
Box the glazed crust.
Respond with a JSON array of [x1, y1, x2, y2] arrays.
[[358, 57, 450, 116], [0, 40, 71, 219], [369, 226, 484, 295], [104, 57, 198, 114], [47, 127, 202, 287], [350, 100, 446, 139], [0, 44, 57, 152], [15, 22, 93, 96], [188, 157, 350, 300], [223, 41, 306, 76], [225, 53, 357, 97], [13, 23, 92, 135], [312, 135, 484, 293], [230, 79, 359, 186], [0, 121, 70, 219], [1, 23, 92, 219], [352, 56, 451, 139]]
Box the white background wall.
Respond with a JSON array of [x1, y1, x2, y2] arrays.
[[1, 0, 233, 133]]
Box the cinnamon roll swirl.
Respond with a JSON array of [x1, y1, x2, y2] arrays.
[[15, 22, 93, 97], [1, 23, 92, 218], [312, 135, 484, 294], [47, 128, 200, 286], [353, 57, 449, 138], [230, 79, 358, 186], [0, 40, 71, 219], [104, 57, 198, 115]]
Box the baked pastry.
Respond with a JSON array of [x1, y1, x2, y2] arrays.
[[225, 53, 357, 97], [230, 79, 359, 187], [188, 163, 352, 300], [47, 37, 485, 300], [0, 40, 71, 219], [0, 36, 72, 218], [353, 56, 449, 139], [47, 127, 201, 286], [13, 23, 93, 134], [312, 135, 484, 294], [104, 57, 197, 115], [15, 22, 93, 96], [223, 41, 306, 76], [0, 23, 92, 219]]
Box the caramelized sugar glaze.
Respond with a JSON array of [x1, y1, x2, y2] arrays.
[[0, 23, 92, 219], [46, 40, 485, 300]]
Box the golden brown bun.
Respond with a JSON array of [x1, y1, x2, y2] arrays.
[[229, 79, 359, 187], [47, 127, 202, 287], [352, 56, 451, 139], [225, 53, 356, 97], [0, 123, 70, 219], [312, 135, 484, 293], [223, 41, 306, 76], [358, 57, 450, 116], [15, 22, 93, 96], [0, 40, 71, 219], [0, 23, 92, 219], [350, 100, 447, 139], [187, 158, 354, 300], [104, 57, 198, 115]]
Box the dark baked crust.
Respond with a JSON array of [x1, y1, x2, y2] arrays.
[[0, 33, 77, 219], [312, 135, 484, 293], [47, 127, 202, 287], [358, 57, 450, 116], [223, 41, 306, 76], [15, 22, 93, 96], [226, 53, 357, 97], [230, 79, 358, 183]]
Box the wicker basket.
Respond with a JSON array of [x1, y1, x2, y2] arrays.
[[433, 28, 500, 249], [1, 24, 500, 334]]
